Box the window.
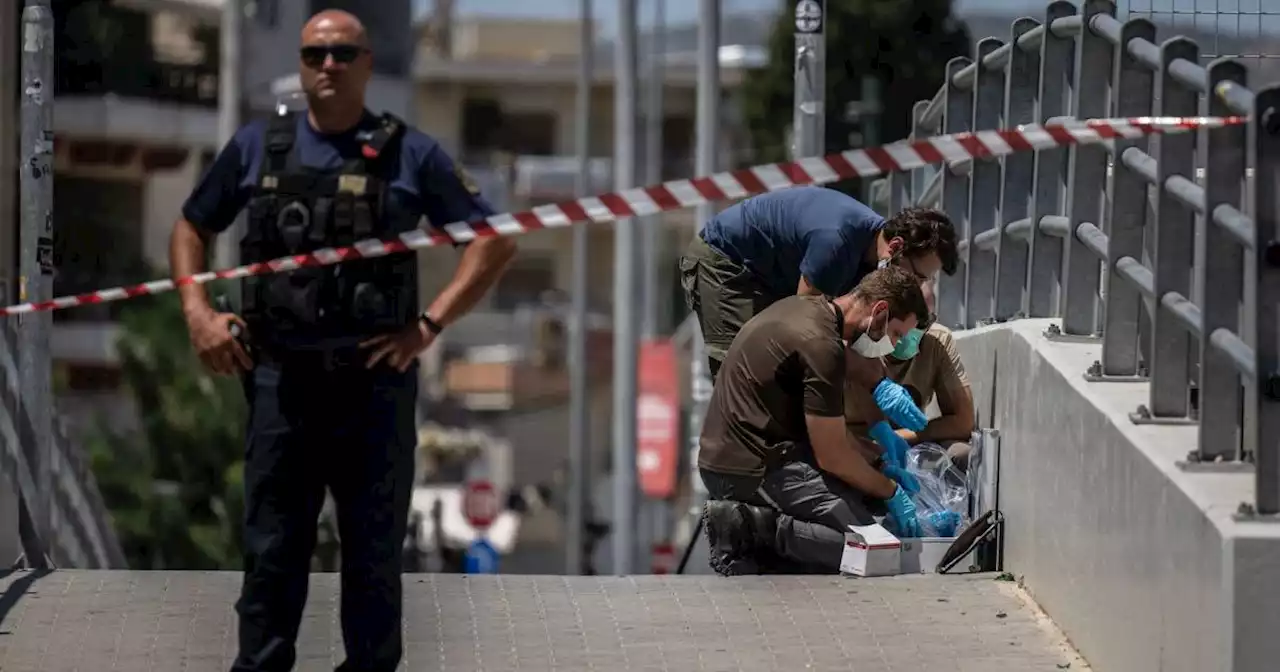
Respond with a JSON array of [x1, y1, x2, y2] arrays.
[[52, 176, 147, 323], [499, 112, 556, 157], [461, 98, 503, 158], [662, 116, 694, 178]]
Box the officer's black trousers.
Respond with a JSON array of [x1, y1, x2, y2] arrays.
[[230, 358, 417, 672]]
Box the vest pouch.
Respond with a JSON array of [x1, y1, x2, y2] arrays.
[[349, 280, 408, 330], [241, 198, 281, 321], [276, 200, 313, 253], [261, 268, 325, 328]]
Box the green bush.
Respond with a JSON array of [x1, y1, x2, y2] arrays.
[[86, 288, 247, 570]]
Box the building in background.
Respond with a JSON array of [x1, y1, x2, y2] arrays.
[[50, 0, 223, 436], [406, 6, 765, 572]]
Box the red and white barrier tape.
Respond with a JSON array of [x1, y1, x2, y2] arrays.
[[0, 115, 1245, 317]]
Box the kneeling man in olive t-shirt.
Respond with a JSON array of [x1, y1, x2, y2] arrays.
[[696, 265, 930, 576]]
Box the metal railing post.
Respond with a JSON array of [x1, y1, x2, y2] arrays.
[[1143, 37, 1201, 421], [1249, 86, 1280, 515], [1059, 0, 1115, 336], [886, 107, 911, 214], [1196, 59, 1249, 462], [1097, 18, 1156, 380], [937, 57, 974, 329], [1026, 1, 1078, 318], [909, 99, 933, 207], [965, 38, 1006, 327], [994, 18, 1041, 322]]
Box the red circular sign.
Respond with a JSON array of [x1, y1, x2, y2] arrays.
[[462, 480, 499, 529]]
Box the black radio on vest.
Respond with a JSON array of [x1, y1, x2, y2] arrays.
[[239, 109, 419, 347]]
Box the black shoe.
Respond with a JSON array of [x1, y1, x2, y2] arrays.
[[738, 503, 778, 550], [703, 500, 758, 576]]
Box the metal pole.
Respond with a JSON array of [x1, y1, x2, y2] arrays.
[[611, 0, 639, 576], [214, 0, 242, 271], [859, 75, 881, 202], [0, 0, 16, 303], [676, 0, 719, 573], [641, 0, 664, 338], [637, 0, 666, 575], [695, 0, 720, 212], [17, 0, 54, 569], [792, 0, 826, 158], [0, 0, 20, 565], [566, 0, 593, 576]]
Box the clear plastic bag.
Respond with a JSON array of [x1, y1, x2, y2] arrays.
[[903, 443, 970, 537]]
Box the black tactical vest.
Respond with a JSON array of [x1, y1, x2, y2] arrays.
[[239, 109, 419, 347]]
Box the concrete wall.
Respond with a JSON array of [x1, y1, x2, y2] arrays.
[[952, 318, 1280, 672]]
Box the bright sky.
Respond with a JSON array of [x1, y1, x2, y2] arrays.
[[413, 0, 1049, 34]]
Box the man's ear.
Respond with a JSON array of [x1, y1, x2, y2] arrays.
[[886, 236, 904, 255], [872, 300, 890, 322]]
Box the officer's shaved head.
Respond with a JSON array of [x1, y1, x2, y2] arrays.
[[302, 10, 369, 48], [298, 9, 372, 110]]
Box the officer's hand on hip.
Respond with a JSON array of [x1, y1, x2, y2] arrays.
[[359, 319, 437, 372], [186, 308, 252, 375]]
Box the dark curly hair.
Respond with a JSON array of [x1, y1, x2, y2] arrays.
[[882, 207, 960, 276], [853, 265, 930, 328]]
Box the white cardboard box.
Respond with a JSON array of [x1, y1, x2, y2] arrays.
[[840, 523, 902, 577], [898, 536, 960, 574]]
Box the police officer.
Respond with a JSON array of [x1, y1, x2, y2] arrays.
[[169, 10, 515, 672]]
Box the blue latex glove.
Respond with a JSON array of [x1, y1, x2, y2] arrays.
[[884, 486, 922, 538], [869, 420, 911, 470], [882, 464, 920, 495], [925, 511, 963, 537], [873, 378, 928, 432]]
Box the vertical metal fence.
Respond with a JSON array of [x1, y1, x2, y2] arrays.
[[871, 0, 1280, 517], [0, 321, 125, 569]]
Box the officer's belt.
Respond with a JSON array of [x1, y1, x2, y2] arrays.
[[253, 339, 367, 370]]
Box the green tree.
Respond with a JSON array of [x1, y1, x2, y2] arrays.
[[741, 0, 971, 194], [85, 288, 247, 570]]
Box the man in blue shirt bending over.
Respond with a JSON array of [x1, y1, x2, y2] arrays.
[[679, 186, 959, 449]]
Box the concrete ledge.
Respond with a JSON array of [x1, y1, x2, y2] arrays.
[[952, 319, 1280, 672]]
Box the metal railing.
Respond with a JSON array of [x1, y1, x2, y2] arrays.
[[870, 0, 1280, 517], [1, 321, 125, 569]]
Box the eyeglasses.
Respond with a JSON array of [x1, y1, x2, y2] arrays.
[[300, 44, 368, 67]]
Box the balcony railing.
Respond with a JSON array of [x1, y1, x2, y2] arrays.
[[57, 60, 219, 108], [54, 0, 220, 108]]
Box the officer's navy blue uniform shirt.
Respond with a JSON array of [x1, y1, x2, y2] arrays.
[[182, 110, 496, 237], [700, 185, 885, 297]]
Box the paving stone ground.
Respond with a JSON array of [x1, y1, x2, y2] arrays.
[[0, 570, 1089, 672]]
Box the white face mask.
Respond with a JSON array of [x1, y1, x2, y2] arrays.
[[849, 308, 894, 358]]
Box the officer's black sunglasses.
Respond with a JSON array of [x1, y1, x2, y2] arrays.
[[300, 44, 368, 67]]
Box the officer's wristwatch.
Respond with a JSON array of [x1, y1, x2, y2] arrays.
[[418, 310, 444, 335]]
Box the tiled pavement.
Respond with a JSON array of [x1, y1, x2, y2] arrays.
[[0, 570, 1089, 671]]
